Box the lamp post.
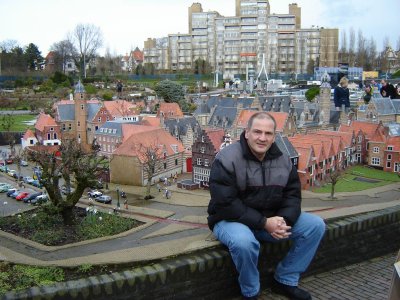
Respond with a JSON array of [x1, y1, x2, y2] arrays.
[[116, 187, 120, 209]]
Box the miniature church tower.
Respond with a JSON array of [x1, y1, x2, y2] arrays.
[[74, 80, 89, 149], [319, 71, 331, 127]]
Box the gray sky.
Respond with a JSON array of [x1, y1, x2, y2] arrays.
[[1, 0, 399, 55]]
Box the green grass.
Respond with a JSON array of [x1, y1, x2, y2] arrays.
[[312, 165, 400, 193], [0, 114, 36, 132]]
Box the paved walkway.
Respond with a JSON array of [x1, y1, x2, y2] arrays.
[[0, 174, 399, 298]]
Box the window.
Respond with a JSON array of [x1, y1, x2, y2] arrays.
[[197, 158, 202, 165], [98, 117, 101, 122], [68, 124, 72, 130], [81, 104, 84, 110], [357, 145, 361, 152], [164, 163, 167, 169], [50, 127, 54, 131], [200, 146, 205, 154], [175, 159, 178, 166], [113, 129, 116, 134], [358, 136, 362, 143], [371, 157, 380, 166], [100, 128, 104, 132], [386, 162, 391, 168], [387, 154, 392, 161], [373, 147, 379, 153], [204, 159, 209, 167], [77, 121, 80, 127], [54, 133, 57, 139], [201, 136, 205, 142], [62, 124, 66, 131], [387, 146, 393, 151]]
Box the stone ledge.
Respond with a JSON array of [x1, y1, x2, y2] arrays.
[[3, 206, 400, 300]]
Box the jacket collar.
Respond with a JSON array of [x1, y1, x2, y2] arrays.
[[239, 131, 282, 162]]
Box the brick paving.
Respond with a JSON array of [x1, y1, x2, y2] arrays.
[[247, 252, 397, 300]]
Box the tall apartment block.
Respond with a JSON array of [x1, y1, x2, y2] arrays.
[[143, 1, 338, 79]]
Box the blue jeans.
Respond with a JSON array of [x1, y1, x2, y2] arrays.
[[213, 212, 326, 298]]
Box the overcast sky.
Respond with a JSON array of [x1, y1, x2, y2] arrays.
[[1, 0, 399, 56]]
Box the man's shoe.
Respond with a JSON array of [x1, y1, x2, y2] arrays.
[[272, 279, 312, 300]]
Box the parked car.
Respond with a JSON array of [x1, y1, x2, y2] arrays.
[[23, 192, 43, 203], [95, 195, 112, 204], [0, 165, 7, 172], [87, 189, 103, 198], [23, 176, 34, 184], [0, 184, 14, 192], [20, 160, 28, 167], [6, 188, 18, 197], [31, 180, 43, 188], [31, 194, 48, 205], [7, 170, 16, 177], [9, 190, 20, 198], [13, 173, 24, 180], [5, 158, 13, 164], [15, 192, 29, 201]]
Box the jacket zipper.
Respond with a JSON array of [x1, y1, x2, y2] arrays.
[[261, 161, 265, 186]]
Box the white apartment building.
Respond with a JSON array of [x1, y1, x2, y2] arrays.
[[143, 1, 338, 79]]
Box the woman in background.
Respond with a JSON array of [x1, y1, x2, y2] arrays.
[[334, 77, 350, 111]]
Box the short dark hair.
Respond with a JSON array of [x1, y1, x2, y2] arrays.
[[247, 112, 276, 132]]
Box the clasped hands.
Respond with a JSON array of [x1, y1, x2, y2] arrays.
[[264, 216, 292, 240]]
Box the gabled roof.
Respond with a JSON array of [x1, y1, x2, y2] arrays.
[[295, 146, 314, 171], [204, 128, 225, 153], [260, 95, 291, 112], [35, 113, 57, 131], [339, 120, 383, 139], [164, 116, 200, 136], [194, 95, 254, 115], [141, 116, 161, 127], [113, 127, 184, 162], [157, 103, 184, 118], [373, 98, 396, 115], [208, 106, 237, 128], [274, 133, 298, 158], [385, 136, 400, 152], [316, 130, 354, 148], [103, 100, 137, 118], [22, 129, 36, 139], [54, 99, 102, 122], [288, 137, 326, 163]]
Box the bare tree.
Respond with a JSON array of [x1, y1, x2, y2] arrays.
[[366, 37, 378, 70], [380, 36, 391, 74], [135, 142, 164, 199], [326, 163, 346, 199], [356, 29, 367, 69], [69, 23, 103, 78], [28, 139, 108, 224], [50, 40, 77, 74], [339, 30, 347, 63], [348, 28, 356, 67]]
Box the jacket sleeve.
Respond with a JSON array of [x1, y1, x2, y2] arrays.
[[209, 158, 266, 230], [276, 164, 302, 226], [333, 87, 340, 107]]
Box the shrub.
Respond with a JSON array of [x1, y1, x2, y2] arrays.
[[12, 265, 64, 288], [102, 92, 113, 100]]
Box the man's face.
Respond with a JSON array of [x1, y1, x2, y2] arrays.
[[245, 118, 275, 160], [381, 80, 387, 86]]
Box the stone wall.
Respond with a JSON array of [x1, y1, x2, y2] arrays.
[[3, 206, 400, 300]]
